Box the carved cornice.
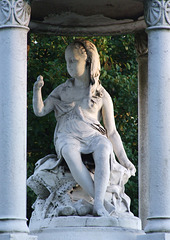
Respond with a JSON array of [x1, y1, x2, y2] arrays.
[[0, 0, 31, 28], [144, 0, 170, 29]]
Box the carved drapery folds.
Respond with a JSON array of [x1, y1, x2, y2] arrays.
[[144, 0, 170, 28], [0, 0, 31, 27]]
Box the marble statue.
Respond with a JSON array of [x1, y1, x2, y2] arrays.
[[29, 39, 136, 222]]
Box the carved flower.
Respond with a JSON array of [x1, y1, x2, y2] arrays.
[[14, 0, 31, 26], [0, 0, 11, 25], [145, 0, 162, 26], [165, 0, 170, 25]]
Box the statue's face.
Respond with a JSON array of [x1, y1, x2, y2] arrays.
[[65, 46, 88, 80]]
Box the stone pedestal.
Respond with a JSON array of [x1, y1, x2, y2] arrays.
[[138, 233, 170, 240], [0, 234, 37, 240], [31, 227, 143, 240], [30, 216, 144, 240]]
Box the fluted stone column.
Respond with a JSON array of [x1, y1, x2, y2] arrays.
[[135, 31, 149, 230], [138, 0, 170, 239], [0, 1, 36, 239]]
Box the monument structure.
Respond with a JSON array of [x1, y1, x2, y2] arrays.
[[27, 39, 141, 239], [1, 0, 170, 240]]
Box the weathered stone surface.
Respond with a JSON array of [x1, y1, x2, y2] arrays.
[[29, 0, 145, 35]]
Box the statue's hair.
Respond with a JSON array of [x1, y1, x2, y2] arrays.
[[68, 39, 101, 86]]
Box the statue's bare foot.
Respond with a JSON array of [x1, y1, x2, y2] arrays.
[[93, 204, 109, 217]]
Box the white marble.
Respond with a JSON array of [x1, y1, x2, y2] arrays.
[[138, 53, 149, 230], [31, 228, 143, 240], [27, 153, 135, 226], [32, 228, 143, 240], [138, 233, 170, 240], [0, 1, 36, 238], [0, 23, 29, 234], [140, 0, 170, 236], [135, 31, 149, 229], [30, 216, 143, 240], [29, 215, 141, 232], [0, 234, 37, 240], [32, 40, 136, 219], [145, 27, 170, 233]]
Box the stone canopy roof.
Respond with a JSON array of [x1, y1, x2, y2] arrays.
[[29, 0, 146, 35]]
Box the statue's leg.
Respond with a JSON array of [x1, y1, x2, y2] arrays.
[[92, 138, 112, 216], [61, 144, 95, 198]]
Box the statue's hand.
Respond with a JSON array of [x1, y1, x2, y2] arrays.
[[34, 75, 44, 89], [124, 161, 136, 176]]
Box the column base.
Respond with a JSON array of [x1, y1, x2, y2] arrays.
[[144, 218, 170, 233], [0, 233, 37, 240], [137, 233, 170, 240], [0, 219, 29, 233]]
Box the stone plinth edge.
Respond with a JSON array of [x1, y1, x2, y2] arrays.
[[31, 227, 144, 240], [0, 233, 37, 240], [30, 216, 143, 240], [29, 215, 142, 232], [137, 233, 170, 240]]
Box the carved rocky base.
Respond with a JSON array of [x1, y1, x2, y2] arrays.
[[27, 154, 141, 240], [27, 154, 134, 220], [29, 216, 143, 240]]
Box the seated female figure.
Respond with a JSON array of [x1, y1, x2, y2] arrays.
[[33, 39, 136, 216]]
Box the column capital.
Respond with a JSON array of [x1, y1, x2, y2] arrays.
[[144, 0, 170, 30], [0, 0, 31, 29]]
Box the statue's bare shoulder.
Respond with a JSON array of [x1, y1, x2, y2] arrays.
[[48, 81, 68, 100]]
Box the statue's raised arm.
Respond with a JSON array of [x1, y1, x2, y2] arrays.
[[33, 75, 54, 117]]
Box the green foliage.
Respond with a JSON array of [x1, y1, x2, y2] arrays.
[[27, 34, 138, 220]]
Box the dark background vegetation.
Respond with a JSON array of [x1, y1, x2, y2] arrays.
[[27, 35, 138, 221]]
